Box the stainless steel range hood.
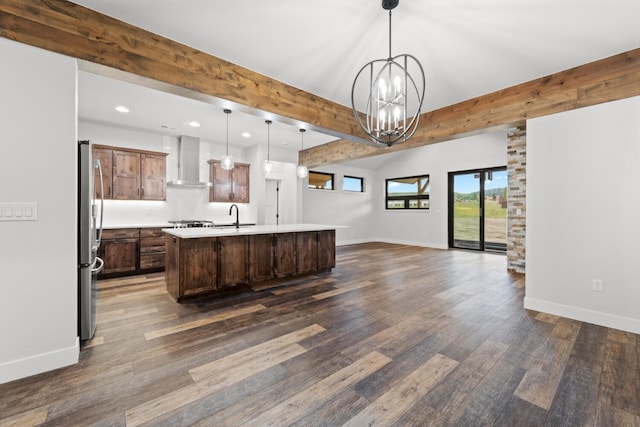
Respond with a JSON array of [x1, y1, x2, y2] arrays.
[[167, 135, 212, 188]]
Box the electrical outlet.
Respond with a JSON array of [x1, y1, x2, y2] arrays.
[[592, 279, 603, 292]]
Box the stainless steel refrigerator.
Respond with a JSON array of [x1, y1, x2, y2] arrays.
[[78, 140, 104, 341]]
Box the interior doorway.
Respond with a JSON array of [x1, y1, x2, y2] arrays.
[[264, 179, 280, 225], [448, 167, 508, 252]]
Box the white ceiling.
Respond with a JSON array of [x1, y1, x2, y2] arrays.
[[74, 0, 640, 166]]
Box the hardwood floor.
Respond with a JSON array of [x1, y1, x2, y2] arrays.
[[1, 243, 639, 426]]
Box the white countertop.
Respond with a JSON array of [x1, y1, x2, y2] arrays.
[[163, 224, 341, 239]]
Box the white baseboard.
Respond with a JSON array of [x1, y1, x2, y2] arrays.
[[0, 338, 79, 384], [336, 238, 373, 247], [374, 238, 449, 250], [336, 238, 448, 250], [524, 297, 640, 335]]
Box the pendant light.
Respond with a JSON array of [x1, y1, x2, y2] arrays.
[[297, 128, 308, 179], [220, 109, 235, 170], [263, 119, 273, 174], [351, 0, 425, 147]]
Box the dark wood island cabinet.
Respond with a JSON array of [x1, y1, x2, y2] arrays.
[[164, 226, 337, 302]]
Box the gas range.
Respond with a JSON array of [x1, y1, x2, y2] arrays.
[[168, 220, 214, 229]]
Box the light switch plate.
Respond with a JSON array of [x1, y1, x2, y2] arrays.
[[0, 203, 38, 221]]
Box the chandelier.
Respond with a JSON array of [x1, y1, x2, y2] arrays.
[[351, 0, 425, 147]]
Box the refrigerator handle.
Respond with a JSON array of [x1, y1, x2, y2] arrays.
[[91, 256, 104, 274], [94, 159, 104, 250]]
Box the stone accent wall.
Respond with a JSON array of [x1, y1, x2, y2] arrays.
[[507, 125, 526, 273]]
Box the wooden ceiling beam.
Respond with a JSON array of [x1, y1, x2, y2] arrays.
[[303, 48, 640, 167], [0, 0, 367, 142]]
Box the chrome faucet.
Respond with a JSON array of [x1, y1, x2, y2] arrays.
[[229, 204, 239, 229]]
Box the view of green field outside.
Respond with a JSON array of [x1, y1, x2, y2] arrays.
[[453, 170, 507, 248]]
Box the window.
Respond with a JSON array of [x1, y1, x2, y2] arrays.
[[308, 171, 334, 190], [385, 175, 430, 209], [343, 175, 364, 192]]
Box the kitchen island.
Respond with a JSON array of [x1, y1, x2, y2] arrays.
[[163, 224, 337, 302]]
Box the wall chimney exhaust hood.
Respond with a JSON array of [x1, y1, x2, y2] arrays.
[[167, 135, 212, 188]]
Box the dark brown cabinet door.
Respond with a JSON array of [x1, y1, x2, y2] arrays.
[[232, 163, 250, 203], [141, 153, 166, 200], [101, 239, 138, 275], [296, 232, 318, 275], [274, 233, 296, 278], [93, 147, 112, 199], [112, 150, 141, 200], [180, 237, 218, 296], [317, 230, 336, 270], [210, 161, 232, 202], [249, 234, 274, 282], [98, 228, 139, 277], [218, 236, 249, 289]]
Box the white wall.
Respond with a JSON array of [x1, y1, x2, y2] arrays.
[[527, 96, 640, 334], [302, 164, 378, 245], [0, 40, 79, 383], [302, 132, 507, 247]]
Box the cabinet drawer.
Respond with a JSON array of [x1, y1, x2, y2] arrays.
[[140, 253, 165, 269], [102, 228, 139, 239], [140, 237, 166, 249], [140, 245, 165, 254], [140, 228, 165, 238]]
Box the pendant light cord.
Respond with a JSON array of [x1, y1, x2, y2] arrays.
[[266, 120, 272, 162], [388, 10, 392, 60], [224, 108, 231, 156]]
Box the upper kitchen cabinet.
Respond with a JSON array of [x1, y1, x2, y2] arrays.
[[93, 145, 167, 201], [140, 153, 167, 200], [113, 149, 140, 199], [208, 160, 250, 203]]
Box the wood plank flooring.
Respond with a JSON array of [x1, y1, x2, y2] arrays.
[[1, 243, 639, 426]]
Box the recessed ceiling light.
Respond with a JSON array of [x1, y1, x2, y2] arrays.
[[241, 132, 251, 138], [115, 105, 129, 113], [189, 121, 201, 128]]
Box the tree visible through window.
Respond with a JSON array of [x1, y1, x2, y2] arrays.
[[386, 175, 430, 209]]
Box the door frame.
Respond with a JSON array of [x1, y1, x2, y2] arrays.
[[448, 166, 507, 252]]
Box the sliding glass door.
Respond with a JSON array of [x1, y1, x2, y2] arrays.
[[448, 167, 507, 252]]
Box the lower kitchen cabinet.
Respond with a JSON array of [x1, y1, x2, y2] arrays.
[[296, 232, 318, 275], [318, 230, 336, 271], [249, 234, 274, 282], [218, 235, 249, 289], [178, 237, 218, 298], [274, 233, 296, 278], [98, 229, 138, 276], [98, 227, 166, 279]]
